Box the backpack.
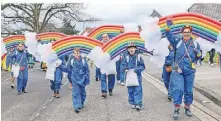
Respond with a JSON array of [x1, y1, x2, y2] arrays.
[[70, 56, 86, 67], [126, 54, 141, 66]]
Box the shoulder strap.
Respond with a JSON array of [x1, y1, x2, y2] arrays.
[[126, 55, 129, 63], [70, 58, 74, 67], [82, 57, 85, 65], [193, 40, 197, 50]]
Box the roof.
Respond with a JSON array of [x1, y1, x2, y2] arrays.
[[81, 27, 95, 35], [188, 3, 221, 21], [149, 9, 162, 18]]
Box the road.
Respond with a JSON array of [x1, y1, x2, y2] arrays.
[[1, 58, 221, 121]]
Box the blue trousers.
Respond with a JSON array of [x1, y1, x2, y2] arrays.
[[127, 81, 143, 107], [17, 68, 28, 91], [170, 71, 195, 105], [116, 61, 121, 81], [50, 79, 61, 92], [162, 67, 172, 96], [95, 67, 101, 80], [68, 73, 72, 83], [72, 81, 86, 110], [101, 74, 115, 93], [120, 72, 125, 83]]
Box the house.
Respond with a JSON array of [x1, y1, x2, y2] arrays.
[[188, 3, 221, 21], [80, 27, 95, 36], [149, 9, 162, 18]]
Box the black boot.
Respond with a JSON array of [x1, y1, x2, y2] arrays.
[[173, 108, 180, 120], [22, 88, 27, 93], [185, 108, 192, 117], [109, 89, 113, 96], [96, 77, 98, 81]]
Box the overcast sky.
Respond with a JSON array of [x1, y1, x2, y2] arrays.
[[1, 3, 194, 33], [74, 3, 193, 31]]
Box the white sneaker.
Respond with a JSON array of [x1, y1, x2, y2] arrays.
[[211, 64, 214, 67], [131, 105, 136, 109], [117, 81, 121, 84], [136, 105, 141, 111], [121, 82, 125, 86]]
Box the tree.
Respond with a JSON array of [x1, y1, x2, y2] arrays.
[[60, 19, 79, 35], [1, 3, 99, 33]]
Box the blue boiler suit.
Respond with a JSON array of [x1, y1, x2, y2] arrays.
[[9, 50, 31, 92], [166, 29, 201, 105], [121, 52, 145, 107], [67, 56, 90, 110], [162, 47, 174, 97]]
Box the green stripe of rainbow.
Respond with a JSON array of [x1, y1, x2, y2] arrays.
[[3, 35, 25, 49], [52, 36, 104, 57], [87, 25, 124, 40], [158, 13, 221, 42]]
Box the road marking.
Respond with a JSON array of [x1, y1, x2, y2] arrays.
[[29, 75, 69, 121], [143, 72, 221, 121]]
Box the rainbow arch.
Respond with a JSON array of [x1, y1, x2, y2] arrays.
[[87, 25, 124, 41], [3, 35, 25, 49], [159, 13, 221, 42], [102, 32, 152, 60], [52, 36, 104, 57]]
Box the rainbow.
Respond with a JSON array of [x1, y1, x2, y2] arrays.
[[102, 32, 152, 60], [36, 32, 67, 43], [52, 36, 104, 57], [3, 35, 25, 49], [87, 25, 124, 41], [159, 13, 221, 42]]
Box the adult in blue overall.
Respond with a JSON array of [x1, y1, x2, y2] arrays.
[[6, 47, 16, 89], [121, 42, 145, 111], [162, 44, 174, 101], [9, 43, 31, 95], [166, 20, 201, 120], [67, 48, 90, 113], [100, 33, 116, 98]]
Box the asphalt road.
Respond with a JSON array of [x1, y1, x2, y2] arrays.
[[1, 58, 220, 121]]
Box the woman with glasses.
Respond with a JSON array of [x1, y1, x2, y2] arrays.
[[166, 20, 202, 120]]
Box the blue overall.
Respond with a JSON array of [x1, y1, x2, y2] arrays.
[[95, 67, 101, 80], [121, 52, 145, 107], [67, 56, 90, 110], [166, 29, 201, 105], [162, 47, 174, 97], [101, 74, 115, 93], [9, 50, 31, 92]]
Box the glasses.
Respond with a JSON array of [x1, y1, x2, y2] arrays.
[[183, 31, 191, 34]]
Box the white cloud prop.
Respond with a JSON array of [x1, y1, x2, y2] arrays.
[[123, 23, 138, 32], [138, 16, 162, 51], [87, 46, 117, 74], [1, 38, 7, 56], [24, 31, 38, 55], [36, 43, 53, 63], [149, 38, 170, 68]]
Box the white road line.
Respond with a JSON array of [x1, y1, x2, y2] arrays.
[[29, 76, 69, 121], [143, 72, 221, 121]]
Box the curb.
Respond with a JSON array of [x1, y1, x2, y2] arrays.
[[194, 83, 221, 107]]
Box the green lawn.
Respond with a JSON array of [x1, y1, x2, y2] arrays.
[[203, 52, 220, 64]]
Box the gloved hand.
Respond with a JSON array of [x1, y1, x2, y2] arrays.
[[166, 19, 173, 27], [125, 69, 129, 73]]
